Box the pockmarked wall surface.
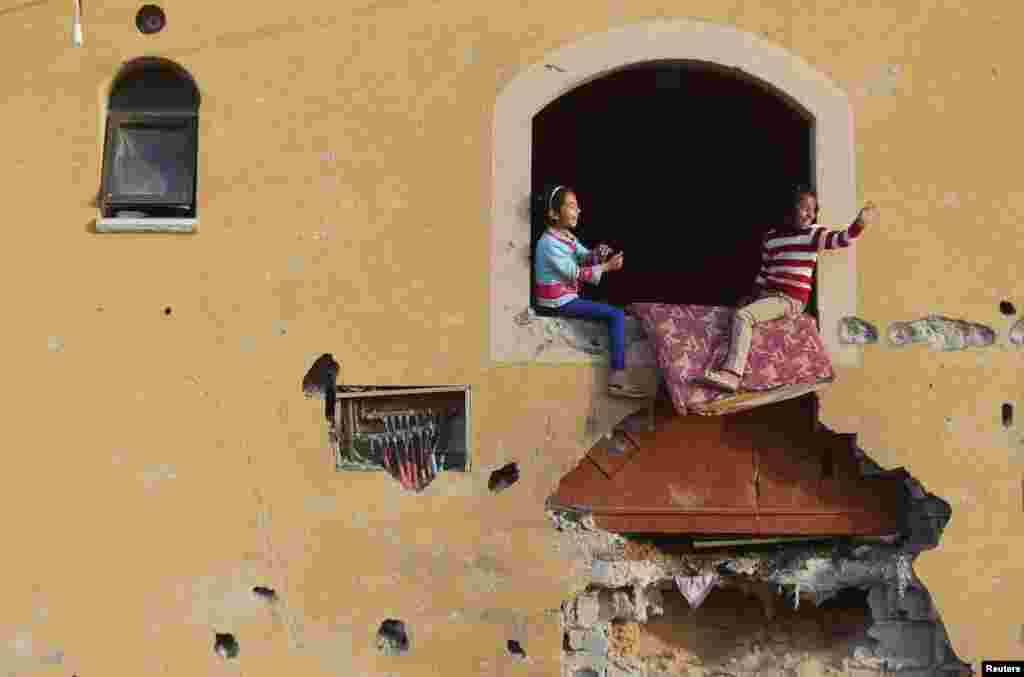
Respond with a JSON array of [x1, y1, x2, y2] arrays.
[[2, 0, 1021, 674]]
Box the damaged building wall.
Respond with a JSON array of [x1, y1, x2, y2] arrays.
[[1, 0, 1021, 675], [549, 480, 972, 677]]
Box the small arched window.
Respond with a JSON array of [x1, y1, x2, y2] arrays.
[[99, 58, 200, 228]]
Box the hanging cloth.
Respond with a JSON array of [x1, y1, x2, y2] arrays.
[[674, 573, 720, 609]]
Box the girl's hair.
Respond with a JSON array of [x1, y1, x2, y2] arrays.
[[536, 184, 575, 224]]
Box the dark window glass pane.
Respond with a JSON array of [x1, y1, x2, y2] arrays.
[[110, 125, 193, 203]]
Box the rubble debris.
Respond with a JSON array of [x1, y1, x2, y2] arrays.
[[376, 619, 410, 655], [838, 316, 879, 344], [214, 632, 239, 659], [489, 463, 520, 493]]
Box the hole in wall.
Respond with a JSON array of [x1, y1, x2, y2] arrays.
[[1002, 403, 1013, 428], [547, 405, 972, 676], [489, 463, 521, 493], [213, 632, 239, 659], [507, 639, 527, 659], [1000, 300, 1016, 315], [252, 586, 277, 602], [163, 306, 172, 316], [376, 619, 410, 655]]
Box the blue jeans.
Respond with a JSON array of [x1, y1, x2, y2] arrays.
[[554, 298, 626, 371]]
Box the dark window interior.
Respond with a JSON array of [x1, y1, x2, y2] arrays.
[[101, 58, 200, 219], [531, 60, 816, 318]]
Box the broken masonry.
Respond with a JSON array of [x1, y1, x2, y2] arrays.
[[547, 444, 971, 677]]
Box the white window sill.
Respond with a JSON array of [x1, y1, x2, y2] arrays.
[[95, 217, 198, 233]]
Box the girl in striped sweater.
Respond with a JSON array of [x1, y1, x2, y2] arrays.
[[533, 185, 648, 399], [700, 186, 879, 393]]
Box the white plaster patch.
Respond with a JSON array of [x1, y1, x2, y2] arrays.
[[139, 464, 177, 490], [46, 336, 64, 352], [8, 632, 32, 658]]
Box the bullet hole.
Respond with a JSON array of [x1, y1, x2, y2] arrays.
[[1003, 403, 1013, 428], [929, 383, 933, 389], [252, 586, 277, 602], [213, 633, 239, 659], [163, 306, 172, 316], [376, 619, 409, 655], [1000, 300, 1016, 315], [488, 463, 520, 493], [507, 639, 526, 659], [136, 5, 166, 34]]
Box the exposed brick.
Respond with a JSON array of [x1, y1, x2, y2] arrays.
[[597, 590, 636, 622], [606, 659, 643, 677], [574, 594, 601, 628], [566, 628, 608, 655], [561, 652, 608, 677]]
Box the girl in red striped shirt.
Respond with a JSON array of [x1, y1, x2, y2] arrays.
[[700, 186, 878, 392]]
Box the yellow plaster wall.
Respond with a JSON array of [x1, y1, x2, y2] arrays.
[[1, 0, 1021, 674]]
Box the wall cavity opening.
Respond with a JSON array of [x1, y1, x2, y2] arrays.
[[301, 357, 472, 491], [547, 434, 972, 677]]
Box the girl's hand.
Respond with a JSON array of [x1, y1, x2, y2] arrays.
[[605, 252, 624, 272], [596, 244, 614, 261], [857, 201, 878, 227]]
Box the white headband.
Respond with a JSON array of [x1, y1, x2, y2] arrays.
[[548, 185, 564, 212]]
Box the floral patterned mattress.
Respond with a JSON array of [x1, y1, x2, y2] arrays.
[[630, 303, 835, 416]]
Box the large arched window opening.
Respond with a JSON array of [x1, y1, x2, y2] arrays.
[[491, 20, 860, 368], [530, 60, 817, 317], [99, 57, 201, 223]]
